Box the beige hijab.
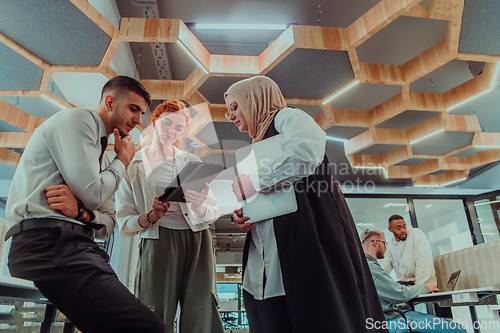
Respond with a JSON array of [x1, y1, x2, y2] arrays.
[[225, 76, 287, 143]]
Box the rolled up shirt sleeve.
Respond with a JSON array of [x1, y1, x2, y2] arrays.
[[92, 196, 116, 240], [251, 108, 326, 191]]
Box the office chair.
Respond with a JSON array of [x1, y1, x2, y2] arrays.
[[383, 309, 421, 333]]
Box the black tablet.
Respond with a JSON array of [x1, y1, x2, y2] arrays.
[[158, 161, 224, 202]]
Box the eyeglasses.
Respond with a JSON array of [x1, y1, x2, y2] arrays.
[[225, 102, 238, 120], [372, 239, 387, 247]]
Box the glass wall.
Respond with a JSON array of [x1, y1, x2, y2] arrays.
[[413, 199, 473, 257], [473, 194, 500, 243], [346, 197, 410, 238], [216, 282, 248, 330]]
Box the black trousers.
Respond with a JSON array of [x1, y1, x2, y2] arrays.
[[8, 225, 165, 333], [243, 289, 292, 333]]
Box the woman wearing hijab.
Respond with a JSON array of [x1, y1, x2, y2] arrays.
[[116, 99, 224, 333], [225, 76, 387, 333]]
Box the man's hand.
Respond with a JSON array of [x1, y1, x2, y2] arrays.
[[185, 183, 210, 218], [114, 129, 135, 168], [45, 185, 79, 218], [233, 208, 253, 233], [232, 174, 257, 202], [426, 283, 439, 293]]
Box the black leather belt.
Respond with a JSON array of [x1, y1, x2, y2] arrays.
[[5, 218, 97, 241]]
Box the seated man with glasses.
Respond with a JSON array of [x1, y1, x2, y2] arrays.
[[361, 228, 466, 333]]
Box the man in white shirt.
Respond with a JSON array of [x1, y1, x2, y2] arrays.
[[380, 215, 437, 286], [5, 76, 164, 332], [362, 228, 466, 333]]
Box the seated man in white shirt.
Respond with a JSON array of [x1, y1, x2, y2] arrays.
[[380, 215, 437, 286], [5, 76, 164, 333], [362, 228, 466, 333]]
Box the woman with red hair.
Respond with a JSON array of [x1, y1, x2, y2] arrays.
[[116, 99, 223, 333]]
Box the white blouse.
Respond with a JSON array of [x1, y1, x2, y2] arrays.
[[149, 160, 190, 230], [242, 107, 326, 300]]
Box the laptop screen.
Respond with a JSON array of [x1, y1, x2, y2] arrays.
[[447, 270, 461, 291]]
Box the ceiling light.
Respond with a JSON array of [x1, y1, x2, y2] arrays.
[[491, 62, 500, 90], [409, 129, 444, 145], [322, 81, 359, 105], [356, 223, 374, 226], [41, 94, 67, 109], [413, 184, 438, 187], [474, 199, 500, 207], [384, 203, 408, 206], [176, 40, 209, 74], [440, 177, 467, 187], [473, 145, 500, 149], [353, 165, 388, 178], [196, 24, 287, 30], [425, 204, 432, 208], [447, 89, 491, 111], [326, 136, 347, 143]]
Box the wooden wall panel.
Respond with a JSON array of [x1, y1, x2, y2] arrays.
[[210, 55, 259, 76], [0, 147, 21, 167], [359, 63, 405, 85], [141, 80, 184, 100], [0, 132, 32, 148], [292, 25, 349, 50], [118, 18, 180, 42]]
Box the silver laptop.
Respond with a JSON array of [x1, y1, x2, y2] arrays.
[[235, 134, 298, 223]]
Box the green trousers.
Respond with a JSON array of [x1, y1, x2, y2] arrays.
[[135, 227, 224, 333]]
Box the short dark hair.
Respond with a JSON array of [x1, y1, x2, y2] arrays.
[[388, 214, 404, 224], [101, 75, 151, 105]]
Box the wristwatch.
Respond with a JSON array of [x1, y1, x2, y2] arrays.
[[75, 199, 85, 219]]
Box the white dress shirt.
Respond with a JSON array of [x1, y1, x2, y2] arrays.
[[243, 107, 326, 300], [6, 108, 125, 240]]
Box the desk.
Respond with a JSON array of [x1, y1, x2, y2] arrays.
[[0, 275, 58, 333], [410, 287, 500, 333], [409, 287, 500, 307]]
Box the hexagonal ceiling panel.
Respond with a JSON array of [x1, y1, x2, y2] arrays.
[[0, 43, 43, 90], [0, 0, 110, 65], [325, 126, 369, 140], [198, 77, 244, 104], [410, 60, 475, 94], [395, 158, 429, 166], [459, 0, 500, 55], [289, 105, 324, 119], [376, 111, 439, 130], [267, 48, 354, 100], [196, 122, 251, 150], [412, 132, 474, 156], [356, 16, 446, 65], [451, 146, 491, 157], [328, 83, 400, 110]]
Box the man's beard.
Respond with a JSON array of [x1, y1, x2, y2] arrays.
[[396, 234, 407, 242]]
